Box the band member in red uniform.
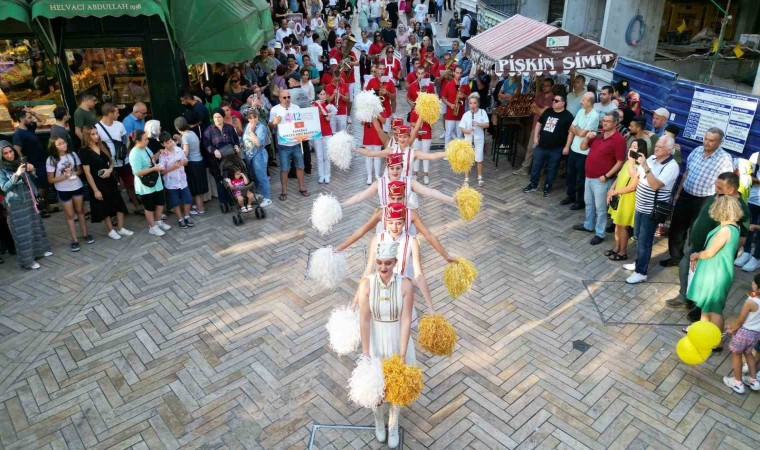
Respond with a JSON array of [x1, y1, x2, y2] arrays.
[[362, 113, 386, 185], [312, 86, 337, 184], [406, 65, 434, 109], [366, 63, 397, 131], [325, 70, 350, 133], [381, 45, 402, 85], [441, 66, 470, 146]]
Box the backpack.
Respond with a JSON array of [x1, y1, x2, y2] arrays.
[[467, 14, 477, 35]]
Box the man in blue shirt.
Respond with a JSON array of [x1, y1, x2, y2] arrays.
[[122, 102, 147, 142]]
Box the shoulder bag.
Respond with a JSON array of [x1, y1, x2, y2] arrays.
[[138, 149, 159, 187], [96, 122, 127, 162], [651, 159, 676, 223]]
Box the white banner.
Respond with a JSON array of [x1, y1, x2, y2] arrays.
[[684, 87, 758, 154], [277, 107, 322, 145]]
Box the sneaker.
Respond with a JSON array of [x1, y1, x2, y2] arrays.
[[190, 209, 204, 216], [117, 227, 134, 236], [623, 263, 636, 271], [589, 235, 604, 245], [179, 219, 188, 229], [85, 234, 95, 244], [570, 203, 585, 210], [522, 183, 537, 193], [542, 189, 549, 198], [478, 177, 484, 187], [658, 258, 680, 267], [43, 251, 53, 257], [260, 198, 272, 207], [665, 296, 689, 309], [626, 272, 647, 284], [184, 216, 195, 227], [149, 225, 166, 237], [742, 375, 760, 391], [318, 178, 324, 184], [572, 224, 592, 232], [28, 262, 41, 270], [157, 221, 172, 231], [423, 175, 430, 185], [560, 197, 574, 206], [325, 178, 330, 184], [108, 229, 122, 240], [243, 206, 251, 213], [735, 252, 752, 267], [742, 257, 760, 272], [161, 213, 167, 221], [367, 177, 373, 185], [70, 242, 81, 252], [723, 376, 746, 394]]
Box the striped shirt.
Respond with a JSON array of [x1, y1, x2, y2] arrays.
[[634, 156, 680, 214], [682, 146, 734, 197]]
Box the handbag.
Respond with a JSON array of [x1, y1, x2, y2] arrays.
[[650, 159, 676, 223], [138, 149, 159, 188], [96, 122, 127, 162], [609, 176, 631, 211]]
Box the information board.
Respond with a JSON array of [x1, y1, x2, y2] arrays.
[[684, 87, 758, 154], [277, 106, 321, 145]]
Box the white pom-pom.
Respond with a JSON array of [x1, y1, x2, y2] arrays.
[[325, 305, 360, 355], [328, 131, 355, 170], [307, 247, 346, 290], [311, 194, 343, 235], [348, 355, 385, 408], [353, 90, 384, 123]]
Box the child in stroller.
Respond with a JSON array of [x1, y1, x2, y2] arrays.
[[219, 150, 266, 223], [226, 167, 256, 212]]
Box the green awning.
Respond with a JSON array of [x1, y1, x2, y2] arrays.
[[170, 0, 274, 65], [0, 0, 31, 27], [30, 0, 169, 22]]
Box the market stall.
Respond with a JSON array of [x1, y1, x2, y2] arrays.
[[465, 14, 618, 163]]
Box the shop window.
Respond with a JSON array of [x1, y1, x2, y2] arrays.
[[67, 47, 151, 120], [0, 39, 63, 133]]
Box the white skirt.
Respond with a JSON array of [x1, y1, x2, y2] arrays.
[[370, 319, 416, 366]]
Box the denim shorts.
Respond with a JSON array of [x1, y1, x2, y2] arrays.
[[279, 145, 304, 172], [166, 186, 192, 208]]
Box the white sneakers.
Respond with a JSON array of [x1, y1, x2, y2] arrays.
[[43, 251, 53, 257], [623, 263, 635, 271], [28, 262, 40, 270], [742, 257, 760, 272], [260, 198, 272, 207], [735, 252, 751, 267], [423, 175, 429, 185], [149, 225, 165, 237], [118, 227, 134, 236], [108, 229, 122, 240], [478, 176, 484, 187], [156, 221, 171, 231], [626, 272, 647, 284]]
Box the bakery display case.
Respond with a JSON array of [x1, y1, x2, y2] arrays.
[[0, 39, 62, 133]]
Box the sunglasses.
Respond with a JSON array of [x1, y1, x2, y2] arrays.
[[281, 96, 291, 99]]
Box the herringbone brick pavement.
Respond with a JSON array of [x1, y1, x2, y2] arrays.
[[1, 90, 759, 450]]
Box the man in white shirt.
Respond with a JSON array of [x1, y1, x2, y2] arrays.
[[268, 90, 309, 200], [96, 102, 140, 212], [593, 85, 618, 127], [414, 1, 427, 23], [562, 92, 599, 210], [307, 33, 324, 72], [276, 19, 294, 44], [459, 9, 472, 43], [566, 75, 586, 116]]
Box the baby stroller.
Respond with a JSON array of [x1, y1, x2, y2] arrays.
[[218, 145, 266, 225]]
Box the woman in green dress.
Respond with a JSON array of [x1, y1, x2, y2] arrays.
[[605, 139, 645, 261], [687, 195, 743, 334]]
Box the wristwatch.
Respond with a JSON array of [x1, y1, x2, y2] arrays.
[[645, 169, 652, 174]]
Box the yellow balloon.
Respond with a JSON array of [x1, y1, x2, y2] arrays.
[[687, 321, 722, 351], [676, 337, 709, 365]]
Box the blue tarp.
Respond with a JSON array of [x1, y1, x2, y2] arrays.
[[612, 57, 760, 160]]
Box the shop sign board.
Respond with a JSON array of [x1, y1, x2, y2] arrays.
[[684, 87, 758, 154]]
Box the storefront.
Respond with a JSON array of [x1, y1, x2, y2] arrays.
[[0, 0, 62, 136]]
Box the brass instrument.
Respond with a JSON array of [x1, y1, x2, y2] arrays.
[[422, 56, 433, 71], [444, 57, 459, 71], [452, 86, 465, 116], [339, 35, 357, 72]]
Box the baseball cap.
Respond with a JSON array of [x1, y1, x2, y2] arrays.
[[274, 42, 282, 49], [653, 107, 670, 119], [329, 58, 338, 66]]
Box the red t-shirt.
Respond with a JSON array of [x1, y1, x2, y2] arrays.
[[329, 47, 343, 63], [366, 77, 396, 118], [381, 57, 401, 80], [435, 62, 457, 78], [313, 101, 333, 137], [441, 81, 470, 120], [369, 42, 385, 56], [409, 109, 431, 140], [406, 81, 434, 103], [584, 131, 627, 179], [340, 70, 355, 85], [532, 92, 554, 127], [325, 82, 349, 115], [406, 72, 417, 85], [363, 117, 384, 146]]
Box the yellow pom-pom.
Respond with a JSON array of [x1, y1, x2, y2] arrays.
[[418, 314, 457, 356], [445, 139, 475, 174], [443, 257, 478, 299], [382, 355, 423, 406], [454, 186, 482, 221], [414, 92, 441, 125]]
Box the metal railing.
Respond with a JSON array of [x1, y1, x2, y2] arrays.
[[481, 0, 518, 17]]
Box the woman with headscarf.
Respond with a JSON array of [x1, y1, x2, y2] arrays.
[[203, 108, 240, 213], [395, 23, 410, 77], [144, 120, 162, 154], [358, 0, 370, 32], [0, 141, 52, 269]]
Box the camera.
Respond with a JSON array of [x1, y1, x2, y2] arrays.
[[629, 150, 640, 160]]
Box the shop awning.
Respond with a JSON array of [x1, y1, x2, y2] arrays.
[[170, 0, 274, 65], [1, 0, 31, 27], [466, 14, 617, 76], [30, 0, 169, 22]]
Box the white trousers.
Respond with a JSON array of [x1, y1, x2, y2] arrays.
[[364, 145, 382, 181], [331, 114, 348, 134], [313, 137, 331, 180], [413, 139, 432, 173], [444, 120, 462, 147]]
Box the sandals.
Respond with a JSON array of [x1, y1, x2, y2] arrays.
[[299, 189, 310, 197], [604, 249, 616, 257], [279, 193, 287, 201], [609, 253, 628, 261]]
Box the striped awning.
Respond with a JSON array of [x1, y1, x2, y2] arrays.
[[466, 14, 616, 76]]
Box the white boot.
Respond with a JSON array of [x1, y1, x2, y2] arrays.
[[388, 405, 400, 448], [372, 405, 386, 443]]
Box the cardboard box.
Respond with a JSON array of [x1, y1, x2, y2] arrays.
[[669, 3, 706, 37]]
